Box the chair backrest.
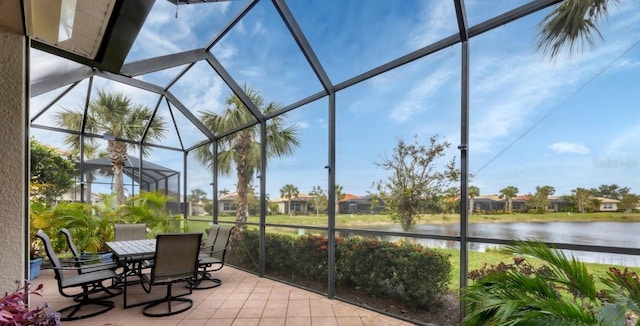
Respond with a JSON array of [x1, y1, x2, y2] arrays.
[[60, 228, 81, 258], [35, 230, 65, 284], [210, 225, 234, 261], [202, 224, 221, 255], [151, 233, 202, 283], [114, 223, 146, 241]]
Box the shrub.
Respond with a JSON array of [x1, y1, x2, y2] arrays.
[[336, 237, 451, 308], [228, 230, 452, 310]]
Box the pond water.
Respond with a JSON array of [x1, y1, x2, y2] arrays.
[[339, 222, 640, 267]]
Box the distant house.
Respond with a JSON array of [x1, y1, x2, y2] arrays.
[[595, 197, 620, 211], [218, 192, 238, 215], [338, 194, 385, 214], [472, 195, 504, 212], [271, 193, 313, 215], [511, 195, 531, 212]]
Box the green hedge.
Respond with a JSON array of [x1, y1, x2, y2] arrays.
[[229, 229, 451, 308]]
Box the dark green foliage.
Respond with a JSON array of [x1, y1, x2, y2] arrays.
[[463, 241, 640, 325], [229, 229, 452, 309], [30, 139, 77, 204], [336, 237, 452, 307]]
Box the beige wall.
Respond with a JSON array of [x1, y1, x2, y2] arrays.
[[0, 27, 26, 292]]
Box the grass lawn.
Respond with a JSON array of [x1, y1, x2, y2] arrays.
[[188, 211, 640, 227], [186, 212, 640, 291]]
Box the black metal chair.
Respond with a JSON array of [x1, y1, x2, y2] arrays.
[[35, 230, 122, 321], [192, 225, 234, 289], [59, 228, 118, 273], [139, 232, 202, 317]]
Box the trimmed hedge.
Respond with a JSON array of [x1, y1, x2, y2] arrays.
[[229, 229, 451, 308]]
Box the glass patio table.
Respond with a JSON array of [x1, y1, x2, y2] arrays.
[[106, 239, 156, 308]]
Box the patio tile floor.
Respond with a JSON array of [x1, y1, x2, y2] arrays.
[[30, 267, 414, 325]]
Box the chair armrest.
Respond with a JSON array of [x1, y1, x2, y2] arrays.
[[60, 256, 105, 266]]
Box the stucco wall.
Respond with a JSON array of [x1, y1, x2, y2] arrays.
[[0, 27, 26, 292]]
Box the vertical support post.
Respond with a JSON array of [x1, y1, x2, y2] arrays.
[[183, 151, 188, 220], [79, 77, 93, 203], [259, 120, 267, 276], [212, 142, 219, 224], [454, 0, 470, 322], [327, 92, 336, 298]]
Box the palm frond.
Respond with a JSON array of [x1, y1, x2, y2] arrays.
[[536, 0, 618, 60]]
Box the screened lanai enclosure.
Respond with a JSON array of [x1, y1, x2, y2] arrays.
[[23, 0, 640, 324]]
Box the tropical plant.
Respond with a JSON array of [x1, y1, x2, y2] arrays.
[[195, 86, 300, 231], [188, 188, 208, 216], [56, 90, 167, 205], [280, 184, 299, 216], [119, 190, 184, 236], [463, 240, 640, 325], [499, 186, 519, 213], [536, 0, 619, 60], [464, 241, 602, 325], [60, 201, 116, 253]]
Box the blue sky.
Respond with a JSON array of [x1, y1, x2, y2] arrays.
[[30, 0, 640, 202]]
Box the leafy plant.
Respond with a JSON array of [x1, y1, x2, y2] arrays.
[[463, 241, 640, 325], [119, 190, 184, 235], [0, 282, 59, 325]]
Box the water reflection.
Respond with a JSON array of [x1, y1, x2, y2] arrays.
[[337, 222, 640, 267]]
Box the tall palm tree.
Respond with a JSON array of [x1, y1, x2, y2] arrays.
[[195, 86, 300, 231], [279, 184, 299, 216], [57, 90, 167, 204], [499, 186, 519, 213], [536, 0, 618, 60]]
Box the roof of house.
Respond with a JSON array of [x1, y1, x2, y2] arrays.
[[271, 193, 313, 203]]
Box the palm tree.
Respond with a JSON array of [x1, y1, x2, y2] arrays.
[[499, 186, 519, 213], [536, 0, 618, 60], [468, 185, 480, 215], [195, 86, 300, 231], [188, 188, 208, 215], [56, 90, 167, 205], [279, 184, 299, 216]]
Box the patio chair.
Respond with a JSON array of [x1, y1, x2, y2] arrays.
[[114, 223, 147, 241], [35, 230, 122, 321], [114, 223, 152, 283], [59, 228, 118, 273], [139, 232, 202, 317], [192, 224, 234, 290]]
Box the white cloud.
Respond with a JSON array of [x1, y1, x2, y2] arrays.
[[548, 142, 590, 154], [605, 123, 640, 157], [409, 2, 456, 48], [295, 121, 310, 129], [389, 68, 453, 123]]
